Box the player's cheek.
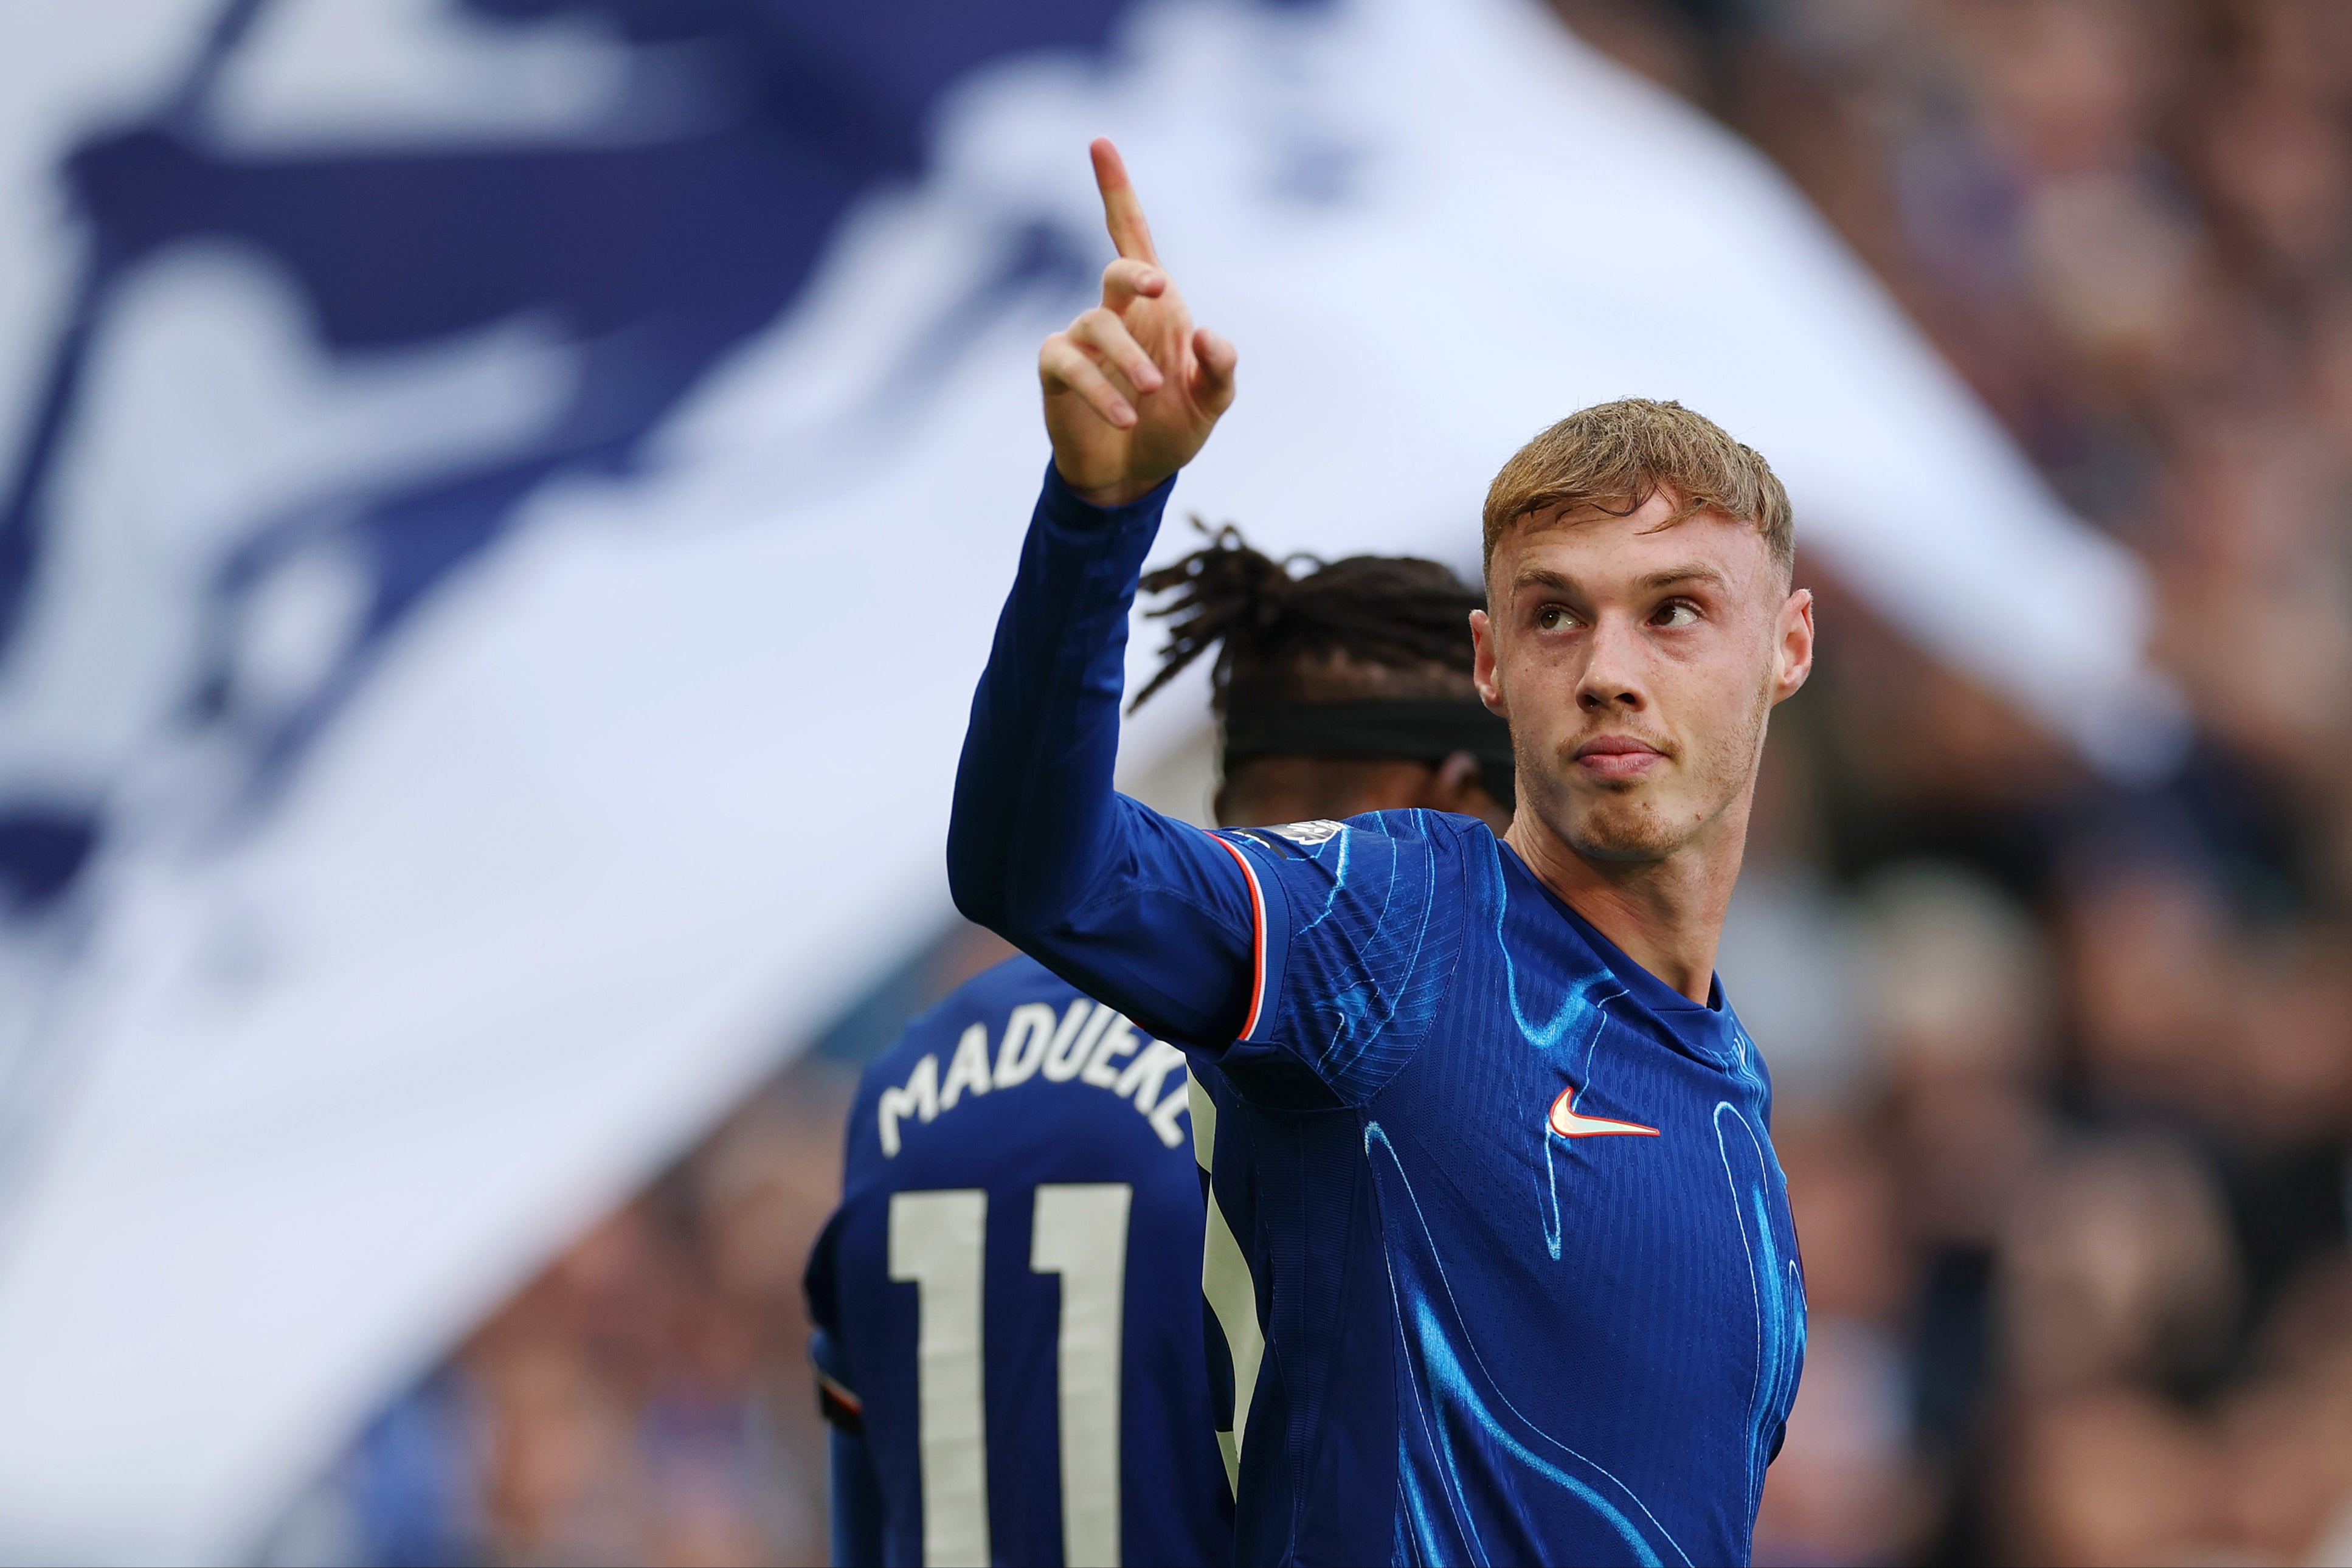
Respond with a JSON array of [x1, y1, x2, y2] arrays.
[[1504, 646, 1569, 719], [1541, 676, 1592, 745], [1695, 676, 1763, 767]]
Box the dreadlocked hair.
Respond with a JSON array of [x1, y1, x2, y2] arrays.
[[1130, 518, 1486, 714]]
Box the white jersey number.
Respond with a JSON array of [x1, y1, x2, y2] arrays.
[[887, 1183, 1133, 1567]]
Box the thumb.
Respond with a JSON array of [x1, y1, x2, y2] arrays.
[[1191, 326, 1238, 412]]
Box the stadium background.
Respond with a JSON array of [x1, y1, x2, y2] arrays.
[[2, 1, 2350, 1564]]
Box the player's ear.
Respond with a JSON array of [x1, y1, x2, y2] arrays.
[[1471, 609, 1506, 714], [1427, 752, 1480, 807], [1420, 752, 1512, 833], [1771, 587, 1814, 704]]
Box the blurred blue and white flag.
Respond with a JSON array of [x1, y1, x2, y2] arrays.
[[0, 0, 2178, 1558]]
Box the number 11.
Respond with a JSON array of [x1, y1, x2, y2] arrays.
[[888, 1183, 1134, 1567]]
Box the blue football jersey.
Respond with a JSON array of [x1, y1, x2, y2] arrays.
[[946, 465, 1808, 1567], [804, 955, 1233, 1568], [1194, 812, 1805, 1566]]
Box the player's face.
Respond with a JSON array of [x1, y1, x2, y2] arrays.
[[1472, 495, 1813, 866]]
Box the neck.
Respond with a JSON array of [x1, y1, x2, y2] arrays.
[[1503, 800, 1750, 1005]]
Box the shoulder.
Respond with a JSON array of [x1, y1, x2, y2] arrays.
[[931, 952, 1080, 1020], [1216, 807, 1491, 871], [847, 955, 1195, 1167], [1213, 809, 1493, 925], [860, 955, 1076, 1088], [849, 956, 1082, 1144], [1208, 813, 1490, 1105]]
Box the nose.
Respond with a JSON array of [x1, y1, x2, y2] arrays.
[[1577, 613, 1647, 714]]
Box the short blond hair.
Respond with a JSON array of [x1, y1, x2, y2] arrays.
[[1481, 399, 1793, 582]]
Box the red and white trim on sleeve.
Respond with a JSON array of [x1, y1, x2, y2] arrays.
[[1208, 833, 1270, 1038], [815, 1368, 865, 1434]]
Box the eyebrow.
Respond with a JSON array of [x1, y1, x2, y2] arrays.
[[1638, 564, 1729, 593], [1510, 563, 1729, 594]]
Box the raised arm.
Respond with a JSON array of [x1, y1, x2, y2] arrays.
[[947, 140, 1254, 1049]]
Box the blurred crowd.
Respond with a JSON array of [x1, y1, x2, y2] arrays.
[[1662, 1, 2352, 1563], [283, 2, 2352, 1565]]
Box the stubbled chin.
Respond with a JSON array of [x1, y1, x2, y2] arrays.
[[1558, 798, 1687, 862]]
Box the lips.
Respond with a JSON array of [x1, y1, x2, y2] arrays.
[[1572, 734, 1666, 780]]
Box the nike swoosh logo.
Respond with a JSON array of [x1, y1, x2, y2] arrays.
[[1548, 1080, 1660, 1139]]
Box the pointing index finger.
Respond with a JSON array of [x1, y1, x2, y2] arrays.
[[1091, 137, 1160, 265]]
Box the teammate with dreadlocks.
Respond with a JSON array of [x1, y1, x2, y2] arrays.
[[949, 140, 1811, 1566], [1138, 522, 1514, 829], [804, 519, 1509, 1566]]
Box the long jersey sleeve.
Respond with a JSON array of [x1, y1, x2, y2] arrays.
[[947, 463, 1259, 1051]]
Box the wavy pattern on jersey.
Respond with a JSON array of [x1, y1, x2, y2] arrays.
[[1712, 1101, 1807, 1524], [1269, 813, 1459, 1103], [1476, 837, 1641, 1262], [1367, 1122, 1693, 1568]]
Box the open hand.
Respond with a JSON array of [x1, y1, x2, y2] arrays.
[[1041, 139, 1239, 507]]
